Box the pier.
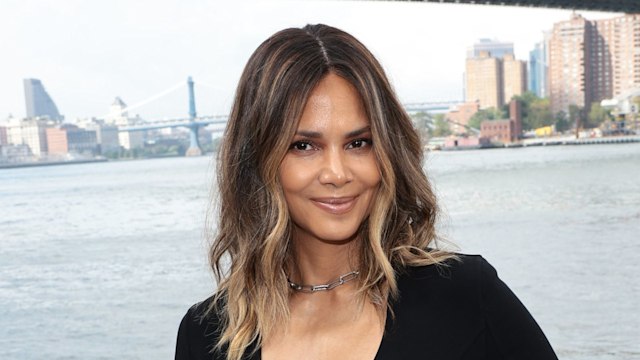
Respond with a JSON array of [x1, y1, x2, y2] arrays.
[[521, 135, 640, 147]]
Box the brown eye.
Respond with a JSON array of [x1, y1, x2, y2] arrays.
[[348, 138, 372, 149], [291, 141, 314, 151]]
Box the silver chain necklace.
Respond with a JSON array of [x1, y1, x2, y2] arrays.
[[287, 270, 360, 293]]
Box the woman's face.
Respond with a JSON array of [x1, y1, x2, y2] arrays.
[[279, 73, 381, 245]]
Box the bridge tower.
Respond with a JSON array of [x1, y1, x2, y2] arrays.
[[185, 76, 203, 156]]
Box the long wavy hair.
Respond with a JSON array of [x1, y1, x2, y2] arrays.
[[208, 24, 454, 360]]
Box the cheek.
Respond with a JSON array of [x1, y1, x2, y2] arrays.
[[279, 158, 315, 195], [357, 155, 382, 189]]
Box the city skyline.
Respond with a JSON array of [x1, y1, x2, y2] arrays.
[[0, 0, 619, 121]]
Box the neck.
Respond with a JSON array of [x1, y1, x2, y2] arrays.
[[289, 229, 359, 286]]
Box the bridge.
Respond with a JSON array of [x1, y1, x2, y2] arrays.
[[398, 0, 640, 13], [405, 101, 463, 114], [113, 77, 228, 156], [114, 77, 463, 156]]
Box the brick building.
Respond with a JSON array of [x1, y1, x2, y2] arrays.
[[480, 100, 523, 144], [446, 101, 480, 134], [46, 124, 98, 156]]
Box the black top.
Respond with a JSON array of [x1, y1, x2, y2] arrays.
[[175, 255, 558, 360]]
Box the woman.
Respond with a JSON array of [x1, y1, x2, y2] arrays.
[[176, 24, 558, 360]]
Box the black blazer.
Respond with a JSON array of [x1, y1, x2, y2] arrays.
[[175, 255, 558, 360]]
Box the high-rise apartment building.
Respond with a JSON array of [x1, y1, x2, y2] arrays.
[[549, 13, 593, 115], [23, 79, 63, 121], [467, 39, 514, 59], [466, 51, 504, 109], [592, 14, 640, 100], [503, 54, 527, 104], [549, 13, 640, 115]]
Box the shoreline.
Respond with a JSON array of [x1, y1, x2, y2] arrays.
[[0, 153, 214, 170], [0, 158, 109, 169], [440, 135, 640, 151], [3, 137, 639, 167]]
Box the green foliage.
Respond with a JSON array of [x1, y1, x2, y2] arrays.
[[586, 102, 611, 128], [569, 104, 582, 129], [554, 111, 571, 133], [468, 107, 506, 129], [432, 114, 451, 137], [102, 143, 187, 159], [527, 98, 554, 129], [512, 92, 554, 130]]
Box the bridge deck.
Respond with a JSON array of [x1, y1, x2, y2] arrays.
[[398, 0, 639, 13]]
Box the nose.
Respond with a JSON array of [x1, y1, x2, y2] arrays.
[[318, 148, 353, 187]]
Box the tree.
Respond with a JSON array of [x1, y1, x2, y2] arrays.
[[526, 98, 554, 129], [512, 92, 555, 130], [569, 104, 582, 130], [432, 114, 451, 137], [554, 111, 571, 133], [468, 107, 506, 129], [410, 111, 433, 139], [632, 96, 640, 112], [512, 92, 537, 123], [586, 102, 611, 128]]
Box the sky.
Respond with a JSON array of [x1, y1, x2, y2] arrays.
[[0, 0, 620, 122]]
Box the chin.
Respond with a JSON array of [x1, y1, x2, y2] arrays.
[[317, 230, 360, 244], [293, 220, 363, 245]]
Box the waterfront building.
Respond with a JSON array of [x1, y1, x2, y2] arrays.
[[446, 101, 480, 134], [116, 130, 143, 151], [0, 126, 7, 146], [45, 127, 66, 155], [480, 119, 515, 143], [46, 124, 98, 157], [503, 54, 527, 104], [479, 99, 523, 144], [5, 118, 52, 157], [77, 118, 121, 154], [23, 78, 63, 122], [467, 38, 514, 59], [105, 97, 144, 150], [0, 144, 30, 163], [443, 135, 490, 150], [465, 51, 503, 109], [601, 87, 640, 128], [549, 13, 640, 115]]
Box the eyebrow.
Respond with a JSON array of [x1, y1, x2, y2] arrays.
[[295, 126, 371, 139]]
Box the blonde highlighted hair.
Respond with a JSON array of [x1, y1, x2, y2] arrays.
[[208, 24, 455, 360]]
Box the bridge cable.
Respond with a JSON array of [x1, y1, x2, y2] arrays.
[[102, 81, 186, 119]]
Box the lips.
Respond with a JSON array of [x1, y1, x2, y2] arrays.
[[311, 196, 358, 215]]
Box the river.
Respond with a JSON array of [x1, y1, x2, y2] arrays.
[[1, 143, 638, 359]]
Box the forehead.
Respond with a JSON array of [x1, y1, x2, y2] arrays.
[[297, 73, 369, 131]]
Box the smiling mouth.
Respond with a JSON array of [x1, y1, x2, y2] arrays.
[[311, 196, 358, 215]]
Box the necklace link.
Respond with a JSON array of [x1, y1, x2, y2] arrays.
[[288, 270, 360, 293]]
